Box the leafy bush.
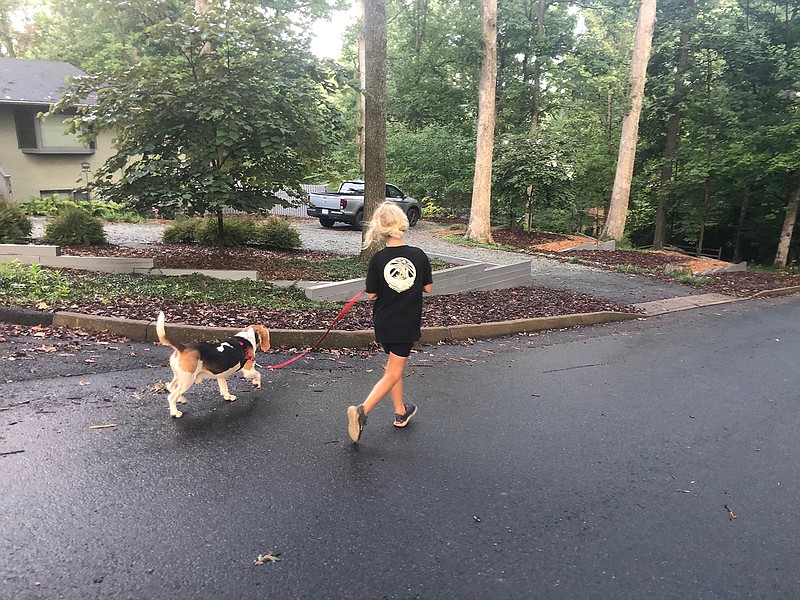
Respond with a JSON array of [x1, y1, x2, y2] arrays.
[[163, 218, 203, 243], [253, 217, 301, 250], [0, 261, 75, 303], [0, 199, 33, 243], [22, 195, 147, 222], [195, 217, 258, 247], [43, 207, 107, 245], [162, 216, 301, 249]]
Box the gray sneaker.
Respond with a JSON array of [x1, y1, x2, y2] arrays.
[[393, 403, 418, 428], [347, 404, 367, 442]]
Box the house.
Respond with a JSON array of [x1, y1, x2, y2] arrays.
[[0, 57, 116, 202]]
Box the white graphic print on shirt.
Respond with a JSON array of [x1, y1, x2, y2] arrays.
[[383, 257, 417, 292]]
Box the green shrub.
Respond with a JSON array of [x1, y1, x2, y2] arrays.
[[43, 207, 107, 245], [195, 217, 258, 247], [23, 194, 148, 222], [22, 194, 62, 216], [253, 217, 301, 250], [163, 218, 203, 243], [0, 199, 33, 243]]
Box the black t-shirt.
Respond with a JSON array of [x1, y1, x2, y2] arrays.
[[365, 245, 433, 343]]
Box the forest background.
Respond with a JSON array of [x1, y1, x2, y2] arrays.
[[0, 0, 798, 266]]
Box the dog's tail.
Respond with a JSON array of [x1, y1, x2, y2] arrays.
[[156, 311, 184, 352]]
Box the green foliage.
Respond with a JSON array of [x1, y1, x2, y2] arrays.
[[387, 123, 476, 212], [42, 207, 107, 246], [195, 218, 258, 248], [163, 219, 203, 244], [668, 272, 711, 286], [22, 195, 146, 222], [0, 200, 33, 243], [51, 2, 346, 220], [0, 261, 75, 303], [162, 216, 301, 250], [0, 261, 335, 311], [492, 135, 578, 229], [251, 217, 302, 250]]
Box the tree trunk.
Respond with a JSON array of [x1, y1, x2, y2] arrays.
[[466, 0, 498, 245], [731, 180, 751, 264], [600, 0, 657, 241], [360, 0, 388, 262], [523, 0, 546, 229], [357, 0, 366, 174], [697, 175, 711, 257], [653, 10, 691, 249], [774, 169, 800, 268]]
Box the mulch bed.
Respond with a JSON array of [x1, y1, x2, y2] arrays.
[[3, 232, 799, 336]]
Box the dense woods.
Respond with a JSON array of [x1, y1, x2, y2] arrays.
[[1, 0, 797, 265]]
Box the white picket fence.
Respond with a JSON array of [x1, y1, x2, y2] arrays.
[[223, 184, 330, 218]]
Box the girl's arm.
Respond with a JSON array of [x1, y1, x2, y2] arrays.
[[423, 284, 432, 294]]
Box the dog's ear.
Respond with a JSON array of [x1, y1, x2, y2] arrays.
[[251, 326, 271, 352]]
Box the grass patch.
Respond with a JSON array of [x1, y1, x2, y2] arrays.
[[668, 272, 711, 286], [442, 234, 518, 252], [617, 264, 659, 275]]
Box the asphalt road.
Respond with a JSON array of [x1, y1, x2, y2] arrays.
[[2, 296, 800, 599]]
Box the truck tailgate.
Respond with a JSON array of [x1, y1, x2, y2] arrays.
[[308, 193, 345, 210]]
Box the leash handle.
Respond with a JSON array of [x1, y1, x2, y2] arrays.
[[262, 289, 365, 370]]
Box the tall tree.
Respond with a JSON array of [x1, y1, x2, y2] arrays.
[[774, 169, 800, 267], [54, 2, 343, 243], [360, 0, 388, 260], [601, 0, 657, 241], [357, 0, 366, 173], [652, 0, 693, 249], [466, 0, 497, 244]]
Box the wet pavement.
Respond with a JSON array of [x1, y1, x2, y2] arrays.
[[2, 297, 800, 598]]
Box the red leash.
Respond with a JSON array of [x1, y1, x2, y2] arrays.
[[259, 290, 365, 370]]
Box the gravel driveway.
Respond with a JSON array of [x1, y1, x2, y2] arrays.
[[30, 216, 696, 304]]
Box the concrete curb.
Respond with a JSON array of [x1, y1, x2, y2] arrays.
[[749, 286, 800, 299], [1, 307, 640, 349]]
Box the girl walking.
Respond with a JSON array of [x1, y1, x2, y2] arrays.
[[347, 202, 433, 443]]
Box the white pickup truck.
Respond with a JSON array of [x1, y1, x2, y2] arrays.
[[306, 180, 421, 230]]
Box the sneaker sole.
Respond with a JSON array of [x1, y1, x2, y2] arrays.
[[347, 406, 362, 441], [393, 405, 418, 428]]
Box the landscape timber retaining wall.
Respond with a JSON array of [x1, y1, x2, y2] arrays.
[[304, 259, 533, 302], [0, 244, 258, 279]]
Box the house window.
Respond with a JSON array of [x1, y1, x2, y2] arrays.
[[40, 189, 88, 200], [14, 108, 95, 155]]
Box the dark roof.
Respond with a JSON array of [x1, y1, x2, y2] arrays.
[[0, 58, 86, 106]]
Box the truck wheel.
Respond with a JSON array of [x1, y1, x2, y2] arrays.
[[406, 207, 420, 227], [319, 217, 335, 228], [353, 210, 364, 230]]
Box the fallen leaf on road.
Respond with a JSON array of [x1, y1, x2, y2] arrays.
[[254, 552, 281, 565], [677, 489, 691, 494], [89, 424, 117, 429], [150, 380, 167, 393], [725, 505, 737, 521], [79, 380, 91, 386], [473, 515, 481, 522]]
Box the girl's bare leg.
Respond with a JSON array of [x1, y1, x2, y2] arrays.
[[362, 353, 408, 415]]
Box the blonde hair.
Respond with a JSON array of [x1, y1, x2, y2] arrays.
[[361, 202, 409, 249]]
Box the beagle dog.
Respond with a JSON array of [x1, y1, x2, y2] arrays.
[[156, 311, 271, 418]]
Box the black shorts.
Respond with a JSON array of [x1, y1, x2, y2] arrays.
[[380, 342, 414, 358]]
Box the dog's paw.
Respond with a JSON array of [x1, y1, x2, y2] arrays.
[[252, 380, 262, 389], [224, 394, 237, 402], [170, 409, 183, 418]]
